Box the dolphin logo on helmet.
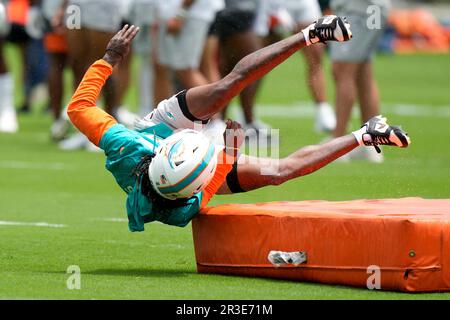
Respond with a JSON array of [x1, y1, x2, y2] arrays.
[[148, 130, 218, 200]]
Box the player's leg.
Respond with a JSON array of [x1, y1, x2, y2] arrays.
[[218, 116, 411, 194], [137, 16, 352, 134], [186, 15, 352, 121], [218, 135, 358, 193]]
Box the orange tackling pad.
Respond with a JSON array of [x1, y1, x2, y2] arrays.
[[192, 198, 450, 292]]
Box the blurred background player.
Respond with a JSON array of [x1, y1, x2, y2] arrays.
[[56, 0, 132, 151], [16, 1, 48, 115], [3, 0, 46, 118], [253, 0, 335, 134], [329, 0, 391, 162], [42, 0, 70, 141], [284, 0, 336, 133], [209, 0, 271, 138], [155, 0, 223, 101], [128, 0, 159, 117], [0, 0, 18, 133]]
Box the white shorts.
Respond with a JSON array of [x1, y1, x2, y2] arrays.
[[69, 0, 123, 33], [329, 13, 386, 62], [129, 0, 158, 54], [285, 0, 322, 25], [157, 18, 210, 70], [141, 90, 209, 131]]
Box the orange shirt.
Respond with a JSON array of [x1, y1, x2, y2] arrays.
[[7, 0, 30, 25]]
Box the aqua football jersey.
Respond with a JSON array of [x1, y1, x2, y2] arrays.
[[99, 123, 203, 232]]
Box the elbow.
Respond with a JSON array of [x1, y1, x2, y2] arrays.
[[66, 101, 77, 124]]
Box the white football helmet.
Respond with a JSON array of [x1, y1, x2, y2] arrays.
[[148, 129, 218, 200]]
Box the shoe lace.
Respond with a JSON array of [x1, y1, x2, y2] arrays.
[[373, 136, 391, 145], [363, 133, 387, 154], [315, 25, 334, 42]]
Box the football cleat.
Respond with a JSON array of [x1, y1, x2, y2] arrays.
[[360, 115, 411, 153], [302, 15, 352, 45]]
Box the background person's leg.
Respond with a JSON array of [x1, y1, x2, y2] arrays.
[[116, 46, 132, 108], [67, 28, 89, 87], [301, 43, 336, 132], [357, 61, 380, 123], [353, 61, 384, 162], [332, 61, 359, 138], [200, 34, 221, 83], [301, 44, 327, 106], [287, 0, 335, 132], [231, 31, 264, 125], [153, 62, 173, 105], [175, 68, 209, 88], [48, 52, 67, 120], [86, 29, 118, 115], [48, 51, 71, 141]]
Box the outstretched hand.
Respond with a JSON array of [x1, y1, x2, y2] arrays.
[[103, 24, 140, 67]]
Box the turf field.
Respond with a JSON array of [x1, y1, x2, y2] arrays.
[[1, 47, 449, 299]]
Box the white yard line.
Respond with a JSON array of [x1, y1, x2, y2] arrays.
[[99, 218, 128, 223], [0, 161, 70, 170], [0, 221, 66, 228]]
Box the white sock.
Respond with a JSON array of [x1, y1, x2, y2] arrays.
[[301, 26, 313, 46], [0, 73, 14, 112], [352, 127, 367, 146], [317, 102, 332, 110]]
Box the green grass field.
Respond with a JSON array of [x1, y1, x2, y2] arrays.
[[1, 48, 449, 299]]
